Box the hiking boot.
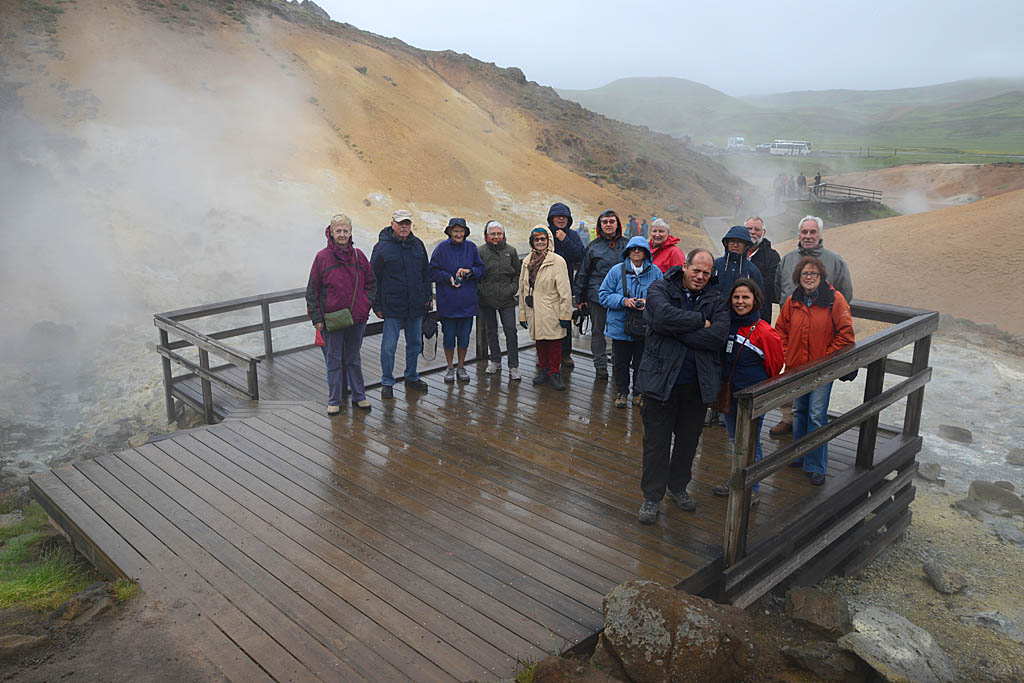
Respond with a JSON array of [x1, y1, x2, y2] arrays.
[[667, 489, 696, 512], [485, 361, 500, 374], [533, 371, 549, 385], [380, 385, 394, 399], [809, 472, 826, 486], [561, 355, 575, 368], [712, 482, 729, 497], [595, 367, 609, 380], [327, 404, 341, 416], [457, 367, 470, 383], [614, 393, 628, 408], [444, 367, 456, 383], [405, 378, 429, 393], [549, 373, 566, 391], [509, 367, 522, 381], [637, 499, 659, 525], [352, 399, 371, 411], [769, 421, 792, 436], [632, 394, 644, 407]]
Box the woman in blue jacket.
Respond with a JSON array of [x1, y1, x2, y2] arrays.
[[430, 218, 485, 383], [598, 236, 663, 408]]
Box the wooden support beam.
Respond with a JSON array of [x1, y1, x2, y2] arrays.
[[723, 396, 756, 566], [856, 357, 886, 469], [261, 301, 274, 359], [903, 335, 932, 438], [199, 349, 214, 424]]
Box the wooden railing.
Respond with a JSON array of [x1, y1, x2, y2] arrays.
[[721, 300, 937, 604], [814, 182, 883, 203]]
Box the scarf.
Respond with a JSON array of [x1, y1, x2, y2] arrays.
[[801, 285, 820, 308], [527, 248, 546, 288], [730, 308, 760, 335]]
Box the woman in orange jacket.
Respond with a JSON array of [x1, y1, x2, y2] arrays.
[[774, 255, 855, 485]]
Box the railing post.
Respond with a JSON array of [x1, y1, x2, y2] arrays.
[[903, 335, 932, 438], [198, 349, 214, 424], [474, 308, 487, 362], [247, 359, 260, 401], [723, 395, 756, 567], [159, 328, 176, 423], [261, 301, 274, 359], [856, 357, 886, 469]]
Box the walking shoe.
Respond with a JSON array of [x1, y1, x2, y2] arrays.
[[444, 367, 456, 383], [712, 482, 729, 497], [561, 355, 575, 368], [809, 472, 826, 486], [352, 399, 371, 410], [704, 408, 717, 427], [533, 371, 549, 385], [614, 393, 628, 408], [509, 367, 521, 381], [327, 404, 341, 416], [667, 489, 696, 511], [769, 421, 792, 436], [637, 499, 659, 525], [632, 394, 644, 407], [457, 367, 470, 383], [595, 367, 609, 380], [485, 361, 500, 374], [380, 385, 394, 399], [405, 378, 429, 393], [549, 373, 566, 391]]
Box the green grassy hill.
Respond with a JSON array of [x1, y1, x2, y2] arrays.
[[558, 77, 1024, 154]]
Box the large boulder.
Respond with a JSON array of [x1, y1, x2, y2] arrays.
[[600, 580, 755, 683], [967, 481, 1024, 516], [781, 640, 870, 683], [786, 586, 853, 638], [838, 606, 955, 682]]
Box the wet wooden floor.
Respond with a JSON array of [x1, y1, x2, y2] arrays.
[[32, 344, 880, 681]]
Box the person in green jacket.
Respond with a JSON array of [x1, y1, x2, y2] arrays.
[[478, 220, 523, 380]]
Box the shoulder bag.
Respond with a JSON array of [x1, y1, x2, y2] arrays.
[[322, 264, 360, 332], [621, 266, 647, 339]]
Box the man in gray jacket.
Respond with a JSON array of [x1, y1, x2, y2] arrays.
[[770, 215, 854, 435], [575, 209, 626, 380]]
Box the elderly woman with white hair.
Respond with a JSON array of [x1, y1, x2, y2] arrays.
[[477, 220, 522, 380], [648, 218, 687, 274], [306, 213, 374, 413]]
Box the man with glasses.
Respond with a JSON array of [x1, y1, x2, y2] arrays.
[[744, 216, 781, 324], [369, 209, 432, 398], [770, 215, 853, 435], [546, 203, 585, 367]]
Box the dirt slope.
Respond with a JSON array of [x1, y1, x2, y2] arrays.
[[776, 189, 1024, 335]]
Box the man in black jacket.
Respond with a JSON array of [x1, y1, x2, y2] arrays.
[[635, 249, 729, 524], [744, 216, 780, 323]]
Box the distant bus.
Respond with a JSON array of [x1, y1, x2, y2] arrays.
[[769, 140, 812, 156]]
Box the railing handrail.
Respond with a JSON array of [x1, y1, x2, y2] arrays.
[[153, 314, 259, 368], [157, 287, 306, 321]]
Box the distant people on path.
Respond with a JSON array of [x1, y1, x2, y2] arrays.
[[771, 215, 853, 436], [576, 221, 589, 244], [598, 236, 663, 409], [710, 278, 784, 506], [813, 171, 823, 196], [477, 220, 522, 381], [431, 217, 485, 384], [369, 209, 432, 398], [546, 202, 585, 367], [797, 172, 807, 197], [744, 216, 781, 324], [774, 256, 855, 485], [575, 209, 625, 380], [625, 214, 639, 238], [519, 226, 573, 391], [639, 219, 648, 238], [635, 249, 729, 524], [648, 218, 686, 273], [306, 214, 374, 413]]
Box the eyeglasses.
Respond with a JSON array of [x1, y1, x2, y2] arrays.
[[801, 271, 821, 278]]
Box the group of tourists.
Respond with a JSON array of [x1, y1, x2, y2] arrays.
[[306, 207, 854, 525]]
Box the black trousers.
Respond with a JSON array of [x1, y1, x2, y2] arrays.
[[641, 382, 706, 501], [612, 338, 645, 395]]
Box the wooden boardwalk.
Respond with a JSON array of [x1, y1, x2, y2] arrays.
[[31, 344, 887, 681]]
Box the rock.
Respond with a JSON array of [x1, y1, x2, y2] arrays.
[[986, 517, 1024, 547], [590, 633, 628, 682], [0, 634, 49, 661], [1007, 448, 1024, 466], [51, 581, 111, 623], [786, 586, 852, 638], [838, 606, 956, 682], [917, 462, 941, 481], [953, 498, 983, 519], [994, 481, 1015, 492], [937, 424, 972, 443], [601, 580, 755, 683], [923, 559, 969, 594], [958, 611, 1024, 645], [0, 510, 24, 529], [532, 653, 620, 682], [781, 641, 870, 683], [967, 481, 1024, 516]]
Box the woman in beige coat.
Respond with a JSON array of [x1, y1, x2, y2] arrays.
[[519, 225, 573, 390]]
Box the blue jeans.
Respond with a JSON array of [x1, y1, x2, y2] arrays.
[[723, 404, 764, 491], [380, 316, 423, 386], [441, 316, 473, 350], [792, 382, 834, 475]]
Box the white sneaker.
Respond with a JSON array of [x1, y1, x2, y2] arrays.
[[444, 367, 456, 383], [509, 367, 521, 381], [485, 361, 501, 374]]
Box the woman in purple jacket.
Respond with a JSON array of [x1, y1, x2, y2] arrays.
[[430, 217, 485, 383], [305, 214, 374, 413]]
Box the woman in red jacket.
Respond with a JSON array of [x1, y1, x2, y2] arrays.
[[711, 278, 784, 505], [774, 256, 855, 485], [648, 218, 686, 274]]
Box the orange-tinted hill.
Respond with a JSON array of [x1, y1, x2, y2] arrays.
[[776, 189, 1024, 336]]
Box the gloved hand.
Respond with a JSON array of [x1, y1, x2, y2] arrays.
[[559, 319, 570, 329], [519, 321, 528, 329]]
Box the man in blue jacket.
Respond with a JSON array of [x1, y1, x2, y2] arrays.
[[547, 203, 585, 366], [635, 249, 729, 524], [369, 209, 432, 398]]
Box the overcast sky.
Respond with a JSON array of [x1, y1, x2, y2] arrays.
[[315, 0, 1024, 96]]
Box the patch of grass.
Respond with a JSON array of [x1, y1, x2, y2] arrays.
[[514, 659, 536, 683], [0, 536, 96, 611], [112, 578, 140, 603], [0, 500, 50, 542]]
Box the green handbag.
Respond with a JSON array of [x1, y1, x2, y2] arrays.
[[322, 266, 360, 332]]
